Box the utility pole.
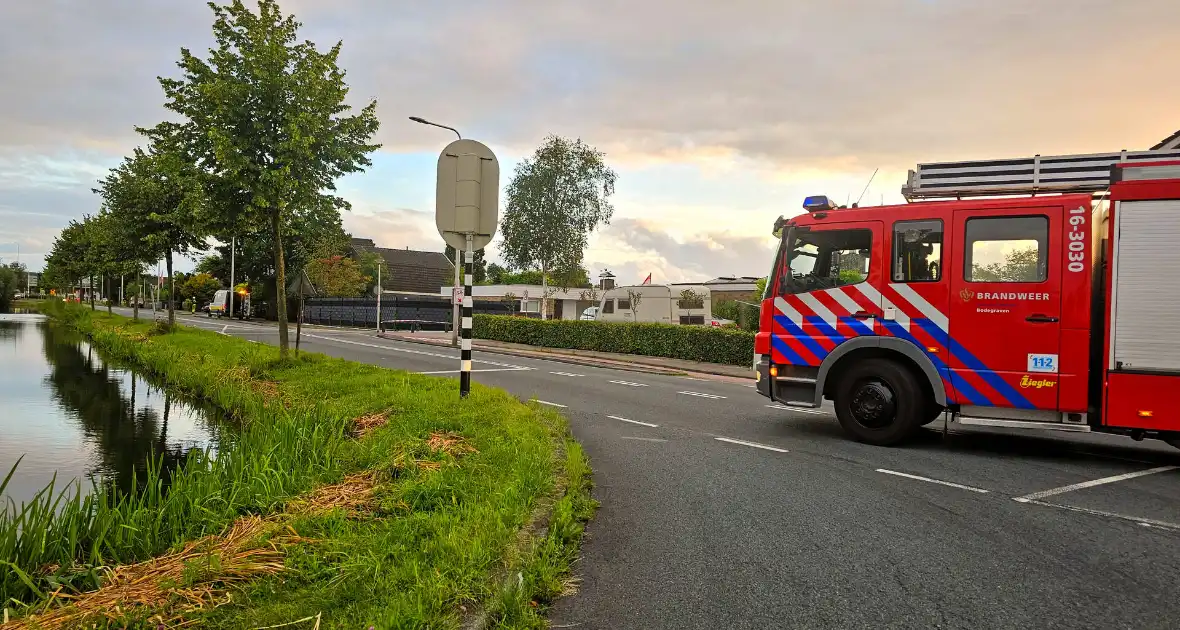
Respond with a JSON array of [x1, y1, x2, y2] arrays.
[[229, 236, 236, 318], [376, 259, 382, 332]]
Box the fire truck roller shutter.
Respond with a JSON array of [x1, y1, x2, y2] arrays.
[[814, 336, 948, 407]]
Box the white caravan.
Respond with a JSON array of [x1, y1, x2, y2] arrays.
[[596, 284, 712, 325]]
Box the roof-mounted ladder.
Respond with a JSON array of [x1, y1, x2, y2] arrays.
[[902, 145, 1180, 201]]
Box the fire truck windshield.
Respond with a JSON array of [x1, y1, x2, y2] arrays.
[[781, 227, 872, 295]]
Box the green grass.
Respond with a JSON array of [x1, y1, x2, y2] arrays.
[[2, 301, 596, 628]]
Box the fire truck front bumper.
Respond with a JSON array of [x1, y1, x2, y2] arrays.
[[754, 356, 771, 399]]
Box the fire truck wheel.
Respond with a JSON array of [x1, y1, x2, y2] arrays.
[[834, 358, 923, 446]]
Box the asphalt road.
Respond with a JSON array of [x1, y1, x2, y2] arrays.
[[121, 308, 1180, 629]]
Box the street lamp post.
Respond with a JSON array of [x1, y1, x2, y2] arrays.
[[410, 115, 463, 347]]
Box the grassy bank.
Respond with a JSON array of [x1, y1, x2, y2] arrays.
[[2, 302, 594, 629]]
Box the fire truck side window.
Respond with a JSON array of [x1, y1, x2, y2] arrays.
[[964, 215, 1049, 283], [783, 228, 872, 295], [892, 220, 943, 282]]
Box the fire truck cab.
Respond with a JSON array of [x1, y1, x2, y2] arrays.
[[754, 147, 1180, 447]]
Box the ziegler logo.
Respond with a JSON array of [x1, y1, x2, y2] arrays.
[[1019, 375, 1056, 389], [959, 289, 974, 302]]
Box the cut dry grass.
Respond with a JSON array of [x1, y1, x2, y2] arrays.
[[349, 412, 388, 438], [4, 516, 309, 630], [284, 471, 381, 519], [426, 431, 479, 457]]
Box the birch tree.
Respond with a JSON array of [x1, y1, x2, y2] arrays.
[[499, 135, 616, 319]]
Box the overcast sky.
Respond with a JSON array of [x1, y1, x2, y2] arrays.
[[1, 1, 1176, 283]]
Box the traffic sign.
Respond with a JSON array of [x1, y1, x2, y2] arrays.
[[435, 139, 499, 251], [453, 286, 464, 305]]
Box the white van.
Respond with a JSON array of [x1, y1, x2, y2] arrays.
[[596, 284, 712, 325], [208, 289, 251, 320]]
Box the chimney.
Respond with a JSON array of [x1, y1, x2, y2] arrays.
[[599, 270, 616, 291]]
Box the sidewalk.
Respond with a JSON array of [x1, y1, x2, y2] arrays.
[[378, 330, 754, 380]]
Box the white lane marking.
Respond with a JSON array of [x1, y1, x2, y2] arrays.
[[220, 325, 229, 335], [876, 469, 991, 494], [714, 437, 789, 453], [550, 371, 585, 377], [299, 332, 526, 368], [535, 400, 567, 408], [608, 415, 659, 428], [417, 367, 530, 375], [621, 436, 667, 443], [610, 380, 648, 387], [679, 391, 726, 399], [766, 405, 828, 415], [1021, 498, 1180, 532], [1013, 466, 1178, 503], [681, 376, 708, 382], [745, 384, 757, 388]]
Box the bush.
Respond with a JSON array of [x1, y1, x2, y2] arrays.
[[474, 314, 755, 366]]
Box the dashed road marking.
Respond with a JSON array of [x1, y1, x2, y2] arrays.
[[679, 391, 726, 399], [535, 400, 567, 408], [1013, 466, 1178, 503], [610, 380, 648, 387], [417, 367, 530, 374], [766, 404, 828, 415], [876, 469, 991, 494], [714, 437, 789, 453], [550, 371, 585, 377], [608, 415, 659, 428], [621, 436, 667, 443]]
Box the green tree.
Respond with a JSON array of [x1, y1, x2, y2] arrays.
[[500, 135, 617, 319], [95, 133, 207, 326], [0, 265, 18, 312], [156, 0, 381, 358], [306, 254, 370, 296], [445, 245, 487, 284], [755, 277, 768, 299], [181, 272, 222, 306], [485, 262, 507, 285], [42, 221, 90, 297], [971, 247, 1041, 282]]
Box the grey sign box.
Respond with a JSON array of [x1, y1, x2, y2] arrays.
[[435, 139, 499, 251]]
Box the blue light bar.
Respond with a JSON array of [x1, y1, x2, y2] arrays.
[[803, 195, 838, 211]]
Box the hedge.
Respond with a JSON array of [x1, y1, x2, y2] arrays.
[[473, 314, 756, 367]]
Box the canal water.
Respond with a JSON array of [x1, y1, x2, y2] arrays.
[[0, 313, 228, 509]]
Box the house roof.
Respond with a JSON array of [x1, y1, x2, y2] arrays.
[[351, 237, 453, 270]]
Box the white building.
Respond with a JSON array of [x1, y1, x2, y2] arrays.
[[438, 284, 601, 320]]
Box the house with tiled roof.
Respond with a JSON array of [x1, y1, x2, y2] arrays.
[[350, 237, 454, 294]]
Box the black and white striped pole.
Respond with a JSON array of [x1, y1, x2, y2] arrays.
[[426, 128, 499, 399], [460, 234, 475, 397]]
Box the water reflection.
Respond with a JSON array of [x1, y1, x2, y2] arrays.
[[0, 316, 228, 507]]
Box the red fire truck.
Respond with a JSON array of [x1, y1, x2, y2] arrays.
[[754, 143, 1180, 447]]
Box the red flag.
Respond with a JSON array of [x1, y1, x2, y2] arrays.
[[642, 273, 652, 284]]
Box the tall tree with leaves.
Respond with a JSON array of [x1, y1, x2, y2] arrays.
[[444, 245, 487, 284], [500, 135, 617, 319], [156, 0, 380, 358], [95, 134, 206, 326]]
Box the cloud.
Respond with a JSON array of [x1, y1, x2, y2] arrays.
[[3, 0, 1178, 273], [597, 218, 776, 282], [342, 208, 440, 253], [2, 0, 1175, 166]]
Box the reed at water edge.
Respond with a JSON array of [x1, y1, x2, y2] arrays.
[[1, 303, 350, 608]]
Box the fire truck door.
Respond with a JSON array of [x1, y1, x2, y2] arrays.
[[948, 207, 1063, 411]]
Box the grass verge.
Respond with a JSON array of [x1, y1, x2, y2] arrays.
[[2, 302, 595, 628]]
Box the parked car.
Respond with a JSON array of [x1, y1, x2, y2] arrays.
[[580, 306, 598, 321]]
